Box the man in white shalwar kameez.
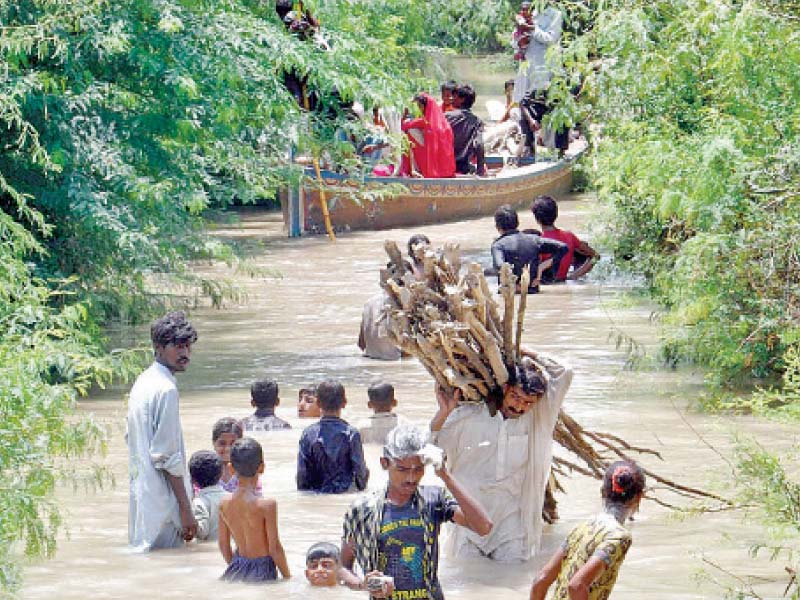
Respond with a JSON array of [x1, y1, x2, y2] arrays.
[[127, 311, 198, 551], [431, 351, 572, 562]]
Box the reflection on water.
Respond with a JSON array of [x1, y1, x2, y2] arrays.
[[21, 195, 793, 599]]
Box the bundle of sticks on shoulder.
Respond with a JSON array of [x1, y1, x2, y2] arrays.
[[380, 240, 728, 513]]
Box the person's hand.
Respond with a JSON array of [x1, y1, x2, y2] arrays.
[[519, 346, 538, 360], [435, 384, 460, 416], [363, 571, 394, 598], [179, 507, 198, 542], [433, 452, 450, 482]]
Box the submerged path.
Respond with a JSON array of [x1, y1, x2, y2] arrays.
[[22, 194, 791, 598]]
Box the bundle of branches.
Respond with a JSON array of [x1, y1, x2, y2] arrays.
[[380, 240, 729, 510]]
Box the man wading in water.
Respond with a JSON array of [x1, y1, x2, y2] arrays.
[[127, 311, 198, 550]]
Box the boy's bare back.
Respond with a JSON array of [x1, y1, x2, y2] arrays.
[[219, 490, 275, 558]]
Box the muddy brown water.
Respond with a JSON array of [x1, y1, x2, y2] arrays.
[[20, 194, 795, 599]]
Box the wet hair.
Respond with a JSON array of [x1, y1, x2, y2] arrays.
[[150, 311, 198, 348], [486, 357, 547, 415], [504, 79, 515, 92], [299, 385, 318, 398], [275, 0, 292, 19], [494, 204, 519, 232], [189, 450, 223, 488], [251, 379, 279, 409], [230, 437, 263, 478], [383, 424, 427, 461], [368, 382, 395, 410], [602, 460, 646, 506], [441, 80, 457, 93], [455, 84, 476, 109], [531, 195, 559, 226], [316, 379, 346, 412], [507, 357, 548, 396], [407, 233, 431, 266], [212, 417, 243, 443], [306, 542, 341, 565]]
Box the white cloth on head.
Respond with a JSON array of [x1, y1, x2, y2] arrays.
[[127, 361, 191, 551], [433, 354, 572, 561]]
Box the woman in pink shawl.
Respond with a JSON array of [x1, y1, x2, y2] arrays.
[[400, 93, 456, 178]]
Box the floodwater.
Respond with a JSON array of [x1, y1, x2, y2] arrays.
[[21, 195, 796, 599]]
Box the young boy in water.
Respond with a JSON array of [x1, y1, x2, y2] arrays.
[[219, 437, 291, 583], [189, 450, 225, 541], [305, 542, 342, 587], [241, 379, 291, 432], [297, 385, 321, 419], [212, 417, 262, 495], [531, 195, 599, 282], [296, 379, 369, 493], [358, 382, 402, 445]]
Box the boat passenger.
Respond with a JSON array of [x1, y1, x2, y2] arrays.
[[489, 204, 568, 293], [445, 84, 487, 176], [532, 195, 598, 281], [530, 461, 646, 599], [400, 93, 456, 178], [440, 80, 458, 114]]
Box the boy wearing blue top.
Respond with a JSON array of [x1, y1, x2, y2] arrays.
[[296, 379, 369, 494]]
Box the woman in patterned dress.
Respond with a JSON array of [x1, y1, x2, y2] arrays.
[[529, 460, 646, 600]]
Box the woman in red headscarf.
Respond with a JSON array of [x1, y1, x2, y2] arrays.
[[400, 93, 456, 178]]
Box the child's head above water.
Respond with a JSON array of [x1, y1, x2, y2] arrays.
[[298, 385, 320, 418], [531, 194, 559, 227], [251, 379, 279, 410], [189, 450, 223, 489], [230, 437, 264, 479], [316, 379, 347, 415], [212, 417, 243, 463], [305, 542, 341, 587], [367, 382, 396, 414]]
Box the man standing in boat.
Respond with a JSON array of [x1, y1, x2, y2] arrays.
[[513, 1, 566, 157]]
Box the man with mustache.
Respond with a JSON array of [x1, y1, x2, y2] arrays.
[[431, 350, 572, 562], [127, 311, 198, 550]]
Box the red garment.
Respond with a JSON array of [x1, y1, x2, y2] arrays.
[[542, 228, 581, 280], [400, 93, 455, 178]]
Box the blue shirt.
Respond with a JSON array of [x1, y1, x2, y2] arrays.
[[297, 416, 369, 493]]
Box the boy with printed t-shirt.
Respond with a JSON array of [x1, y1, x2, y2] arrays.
[[340, 425, 492, 600]]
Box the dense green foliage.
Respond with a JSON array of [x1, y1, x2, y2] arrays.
[[0, 0, 427, 589], [557, 1, 800, 388], [701, 438, 800, 598]]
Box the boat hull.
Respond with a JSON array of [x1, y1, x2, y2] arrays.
[[283, 156, 576, 234]]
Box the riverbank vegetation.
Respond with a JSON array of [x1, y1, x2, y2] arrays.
[[556, 1, 800, 397]]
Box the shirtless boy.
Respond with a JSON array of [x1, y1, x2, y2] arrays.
[[218, 437, 290, 583]]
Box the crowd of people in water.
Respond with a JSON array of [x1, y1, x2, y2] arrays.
[[128, 310, 644, 599], [122, 2, 642, 598], [126, 192, 647, 600]]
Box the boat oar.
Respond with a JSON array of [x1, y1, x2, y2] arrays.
[[301, 84, 336, 241]]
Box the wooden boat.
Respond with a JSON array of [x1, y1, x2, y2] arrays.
[[282, 142, 586, 236]]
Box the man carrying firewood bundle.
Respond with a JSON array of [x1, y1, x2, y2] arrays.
[[430, 349, 572, 562]]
